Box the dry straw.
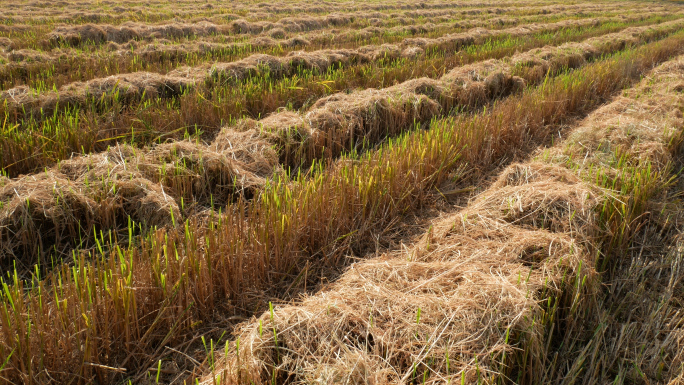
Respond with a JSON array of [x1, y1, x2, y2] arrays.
[[0, 71, 196, 119], [45, 13, 357, 47], [4, 14, 662, 120], [3, 17, 682, 264], [0, 134, 279, 264], [217, 18, 684, 169], [217, 164, 600, 384], [47, 22, 231, 47]]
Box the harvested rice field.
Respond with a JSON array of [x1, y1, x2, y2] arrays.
[[2, 0, 684, 383]]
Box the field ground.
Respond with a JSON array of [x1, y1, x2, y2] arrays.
[[1, 0, 684, 384]]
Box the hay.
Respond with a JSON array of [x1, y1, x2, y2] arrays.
[[8, 49, 53, 62], [0, 37, 12, 49], [226, 12, 355, 36], [356, 44, 401, 61], [207, 49, 368, 86], [9, 13, 674, 121], [217, 112, 322, 167], [109, 177, 179, 228], [303, 87, 440, 161], [208, 54, 290, 85], [200, 25, 684, 385], [490, 162, 583, 189], [211, 127, 280, 177], [58, 145, 179, 228], [282, 36, 310, 47], [440, 59, 524, 108], [469, 169, 600, 235], [0, 129, 281, 260], [209, 17, 684, 170], [325, 13, 353, 26], [48, 24, 107, 46], [267, 27, 285, 39], [434, 19, 684, 108], [230, 19, 269, 35], [278, 17, 323, 32], [554, 61, 684, 171], [223, 256, 548, 383], [146, 141, 269, 204], [212, 85, 441, 169], [77, 71, 192, 98], [401, 46, 424, 58], [0, 86, 38, 110], [1, 71, 197, 118], [249, 36, 278, 47], [47, 21, 226, 47], [61, 140, 276, 208], [394, 15, 659, 57], [389, 77, 452, 107], [0, 171, 97, 262], [526, 53, 684, 385], [286, 49, 368, 73], [107, 25, 140, 43], [511, 43, 594, 83], [207, 164, 600, 384], [338, 26, 380, 41]]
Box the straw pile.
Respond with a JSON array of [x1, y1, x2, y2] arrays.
[[228, 86, 440, 168], [203, 48, 374, 86], [1, 71, 197, 118], [227, 14, 355, 36], [207, 163, 601, 383], [0, 37, 12, 49], [5, 14, 674, 120], [537, 52, 684, 384], [47, 21, 230, 46], [45, 13, 355, 47], [0, 135, 279, 263], [215, 112, 323, 167], [0, 171, 98, 264], [210, 18, 684, 170]]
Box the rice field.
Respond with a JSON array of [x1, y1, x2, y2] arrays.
[[1, 0, 684, 384]]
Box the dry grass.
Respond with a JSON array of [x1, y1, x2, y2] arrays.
[[40, 2, 582, 49], [537, 57, 684, 384], [214, 18, 684, 170], [6, 12, 674, 122], [1, 71, 196, 119], [4, 15, 644, 120], [3, 13, 678, 181], [217, 165, 600, 384], [0, 133, 279, 265], [47, 22, 231, 47]]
